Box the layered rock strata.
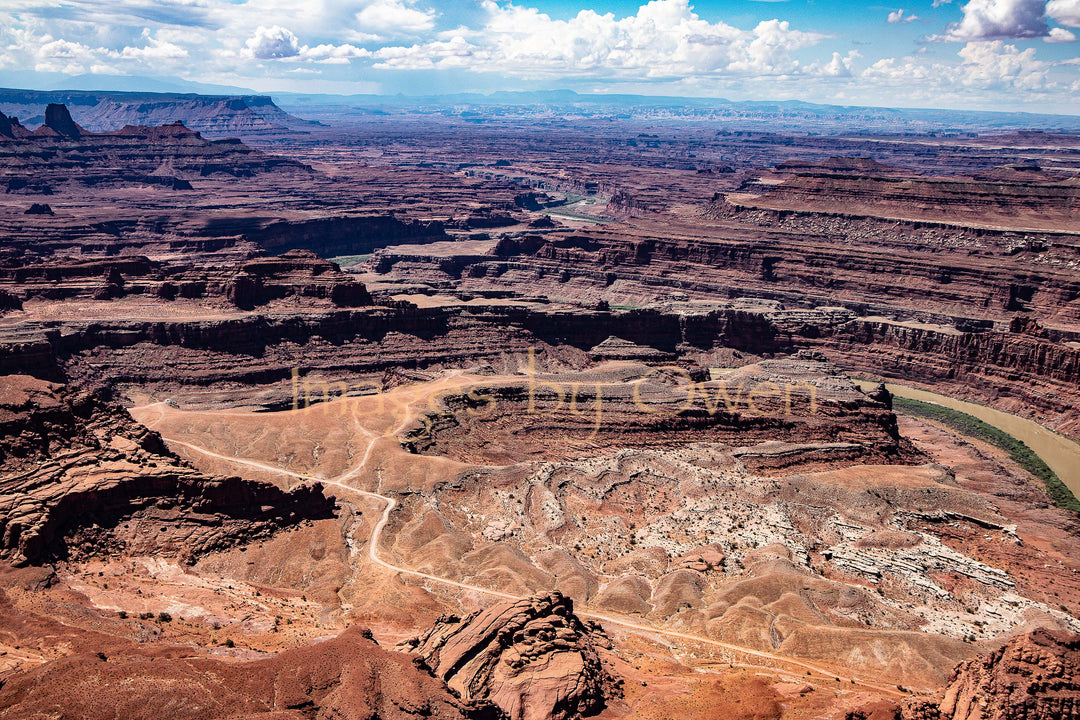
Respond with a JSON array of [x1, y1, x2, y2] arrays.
[[0, 374, 335, 565]]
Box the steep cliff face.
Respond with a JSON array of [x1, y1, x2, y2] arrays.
[[0, 302, 788, 393], [245, 214, 447, 257], [809, 319, 1080, 439], [903, 629, 1080, 720], [732, 158, 1080, 232], [0, 374, 335, 566], [466, 224, 1080, 328], [821, 319, 1080, 386]]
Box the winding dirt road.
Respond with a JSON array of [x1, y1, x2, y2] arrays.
[[155, 426, 903, 697]]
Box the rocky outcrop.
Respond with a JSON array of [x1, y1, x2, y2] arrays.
[[41, 102, 83, 138], [0, 375, 335, 566], [397, 592, 621, 720], [227, 250, 372, 309], [903, 629, 1080, 720], [0, 625, 499, 719]]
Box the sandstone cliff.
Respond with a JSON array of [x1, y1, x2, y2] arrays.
[[903, 628, 1080, 720], [0, 374, 335, 566]]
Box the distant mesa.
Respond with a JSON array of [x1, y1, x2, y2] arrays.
[[24, 203, 53, 215], [0, 102, 312, 192], [0, 88, 320, 137], [773, 155, 908, 176]]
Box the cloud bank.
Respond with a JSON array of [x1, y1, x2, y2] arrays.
[[0, 0, 1076, 112]]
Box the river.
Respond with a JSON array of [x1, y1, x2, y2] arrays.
[[853, 379, 1080, 500]]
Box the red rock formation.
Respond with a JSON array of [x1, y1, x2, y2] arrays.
[[397, 592, 621, 720], [0, 103, 310, 197], [0, 289, 19, 312], [0, 375, 335, 566], [734, 157, 1080, 231], [0, 89, 317, 136], [407, 355, 907, 468], [903, 629, 1080, 720], [0, 625, 499, 719], [40, 102, 84, 138], [228, 249, 373, 309]]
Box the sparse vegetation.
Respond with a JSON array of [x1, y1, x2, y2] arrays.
[[327, 254, 372, 268], [893, 396, 1080, 513]]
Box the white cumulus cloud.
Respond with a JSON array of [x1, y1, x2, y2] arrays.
[[35, 37, 95, 74], [1047, 0, 1080, 27], [957, 40, 1048, 89], [864, 40, 1050, 93], [943, 0, 1047, 41], [117, 30, 190, 62], [887, 9, 920, 23], [355, 0, 435, 33], [374, 0, 827, 78], [1045, 26, 1077, 40], [245, 25, 301, 59]]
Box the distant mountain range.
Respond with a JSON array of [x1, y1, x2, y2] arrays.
[[274, 89, 1080, 134], [0, 88, 320, 137], [1, 85, 1077, 137]]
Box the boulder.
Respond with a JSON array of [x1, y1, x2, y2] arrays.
[[397, 592, 621, 720]]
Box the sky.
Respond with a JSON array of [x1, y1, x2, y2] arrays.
[[1, 0, 1079, 113]]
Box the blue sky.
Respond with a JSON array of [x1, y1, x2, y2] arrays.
[[1, 0, 1079, 112]]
